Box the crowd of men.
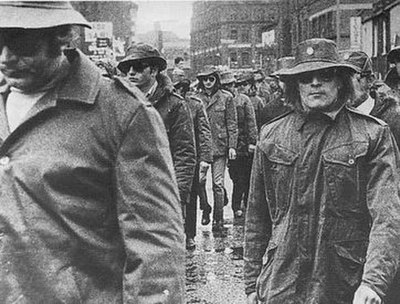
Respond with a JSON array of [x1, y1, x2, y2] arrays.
[[2, 2, 400, 304]]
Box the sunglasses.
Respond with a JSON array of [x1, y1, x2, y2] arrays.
[[297, 68, 337, 84], [237, 82, 249, 87], [201, 76, 216, 83], [127, 62, 150, 73], [0, 29, 45, 57]]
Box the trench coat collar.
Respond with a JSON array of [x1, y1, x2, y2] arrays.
[[204, 89, 222, 110], [0, 48, 100, 142]]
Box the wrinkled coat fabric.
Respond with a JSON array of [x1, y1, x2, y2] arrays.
[[0, 49, 186, 304], [148, 74, 196, 205], [244, 107, 400, 304], [196, 89, 238, 157]]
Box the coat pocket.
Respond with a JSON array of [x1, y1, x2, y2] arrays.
[[264, 143, 298, 215], [323, 142, 368, 214], [328, 239, 368, 302]]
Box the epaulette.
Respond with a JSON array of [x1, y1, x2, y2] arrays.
[[346, 106, 387, 126], [171, 91, 184, 100], [260, 109, 294, 132], [221, 88, 234, 98], [188, 95, 203, 103]]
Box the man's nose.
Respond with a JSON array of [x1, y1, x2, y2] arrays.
[[310, 75, 322, 85], [0, 45, 18, 64], [127, 66, 136, 75]]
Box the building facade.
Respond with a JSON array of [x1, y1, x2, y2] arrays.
[[361, 0, 400, 78], [190, 0, 280, 74], [283, 0, 373, 52], [71, 1, 138, 61]]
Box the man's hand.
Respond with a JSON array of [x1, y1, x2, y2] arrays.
[[247, 292, 258, 304], [228, 148, 237, 160], [199, 161, 210, 170], [353, 285, 381, 304], [248, 144, 256, 154]]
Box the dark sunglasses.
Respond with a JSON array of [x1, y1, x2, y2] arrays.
[[298, 68, 337, 84], [127, 62, 150, 73], [201, 76, 216, 83], [0, 29, 45, 57]]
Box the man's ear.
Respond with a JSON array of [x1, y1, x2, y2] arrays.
[[150, 66, 159, 77]]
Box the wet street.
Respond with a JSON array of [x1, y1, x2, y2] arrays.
[[186, 171, 247, 304]]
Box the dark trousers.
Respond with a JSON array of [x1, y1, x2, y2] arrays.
[[185, 164, 199, 239], [228, 155, 253, 212]]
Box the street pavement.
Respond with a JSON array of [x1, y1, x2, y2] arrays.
[[186, 170, 247, 304]]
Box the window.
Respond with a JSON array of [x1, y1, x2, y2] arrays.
[[230, 29, 238, 40], [242, 52, 250, 66], [230, 52, 237, 63], [242, 29, 250, 42]]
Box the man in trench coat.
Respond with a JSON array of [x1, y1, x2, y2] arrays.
[[244, 38, 400, 304], [0, 2, 185, 303]]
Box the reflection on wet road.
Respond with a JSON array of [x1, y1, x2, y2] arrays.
[[186, 218, 246, 304], [186, 171, 247, 304]]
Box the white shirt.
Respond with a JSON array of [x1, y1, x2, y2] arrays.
[[356, 95, 375, 115], [6, 88, 46, 132]]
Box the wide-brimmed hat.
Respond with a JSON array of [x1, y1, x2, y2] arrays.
[[236, 72, 254, 84], [197, 65, 219, 79], [387, 46, 400, 64], [271, 56, 295, 77], [278, 38, 357, 77], [342, 51, 373, 75], [0, 1, 90, 29], [220, 70, 236, 85], [253, 69, 265, 81], [118, 43, 167, 73]]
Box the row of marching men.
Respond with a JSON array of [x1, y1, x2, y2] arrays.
[[114, 41, 295, 250], [172, 65, 293, 249]]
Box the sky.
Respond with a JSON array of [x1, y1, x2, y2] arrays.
[[135, 0, 194, 39]]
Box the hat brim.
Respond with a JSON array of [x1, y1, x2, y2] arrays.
[[197, 71, 218, 78], [388, 47, 400, 63], [118, 56, 167, 73], [277, 61, 358, 76], [220, 78, 236, 85], [0, 5, 91, 29]]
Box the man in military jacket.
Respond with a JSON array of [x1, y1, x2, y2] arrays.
[[244, 38, 400, 304]]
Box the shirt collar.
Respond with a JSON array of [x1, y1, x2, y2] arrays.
[[146, 80, 158, 98]]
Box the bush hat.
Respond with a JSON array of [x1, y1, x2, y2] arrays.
[[387, 46, 400, 64], [342, 51, 373, 75], [278, 38, 357, 77], [0, 1, 90, 29], [271, 56, 295, 77], [220, 70, 236, 85], [253, 69, 265, 81], [118, 43, 167, 73], [197, 65, 219, 79], [236, 72, 254, 84]]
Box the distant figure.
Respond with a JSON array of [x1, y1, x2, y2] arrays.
[[195, 66, 238, 232], [385, 46, 400, 98]]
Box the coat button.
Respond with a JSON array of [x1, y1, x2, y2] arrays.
[[348, 158, 355, 165], [0, 156, 10, 165]]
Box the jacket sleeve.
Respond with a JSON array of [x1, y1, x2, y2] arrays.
[[196, 101, 213, 163], [114, 103, 185, 304], [169, 99, 196, 204], [244, 97, 258, 146], [361, 126, 400, 299], [226, 94, 238, 149], [244, 144, 272, 295]]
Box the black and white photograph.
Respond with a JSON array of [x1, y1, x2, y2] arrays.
[[0, 1, 400, 303]]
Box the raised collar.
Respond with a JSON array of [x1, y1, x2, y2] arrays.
[[56, 48, 101, 105], [294, 104, 345, 131]]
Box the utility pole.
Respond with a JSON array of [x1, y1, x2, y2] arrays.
[[336, 0, 340, 48]]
